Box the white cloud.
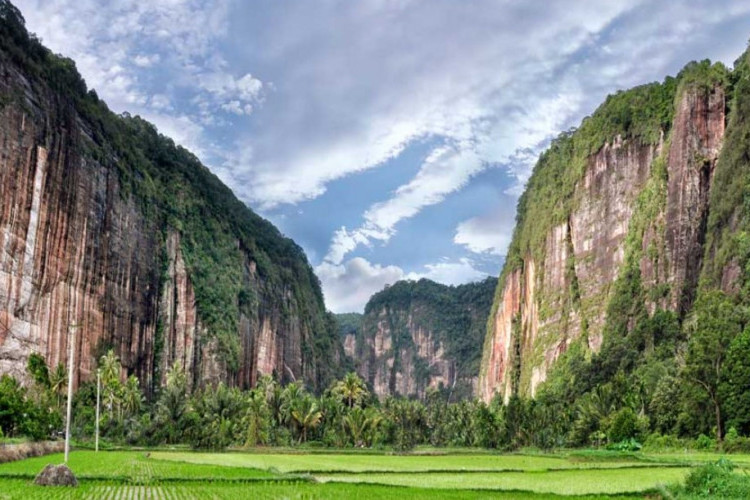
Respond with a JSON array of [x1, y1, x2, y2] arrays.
[[198, 71, 264, 115], [323, 142, 485, 264], [405, 258, 488, 286], [146, 113, 206, 158], [221, 0, 640, 209], [321, 91, 584, 266], [221, 100, 254, 116], [454, 209, 516, 256], [317, 256, 488, 313], [149, 94, 171, 111], [133, 53, 160, 67], [316, 257, 404, 313], [236, 74, 263, 101]]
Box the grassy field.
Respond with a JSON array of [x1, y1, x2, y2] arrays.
[[149, 451, 651, 473], [0, 477, 633, 499], [315, 468, 690, 495], [0, 448, 733, 498]]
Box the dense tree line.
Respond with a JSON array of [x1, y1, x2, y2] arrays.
[[3, 308, 750, 453]]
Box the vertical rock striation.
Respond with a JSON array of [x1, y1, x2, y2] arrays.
[[351, 278, 496, 400]]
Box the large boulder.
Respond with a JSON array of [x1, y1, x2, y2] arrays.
[[34, 464, 78, 486]]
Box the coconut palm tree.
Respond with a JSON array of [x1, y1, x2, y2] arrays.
[[99, 349, 122, 420], [344, 406, 368, 447], [363, 408, 383, 447], [280, 381, 305, 426], [49, 363, 67, 409], [122, 375, 142, 417], [334, 372, 368, 409], [244, 390, 271, 446], [100, 350, 120, 384], [155, 362, 189, 444], [290, 396, 322, 444]]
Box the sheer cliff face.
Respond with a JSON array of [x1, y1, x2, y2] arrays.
[[480, 77, 728, 402], [352, 278, 496, 400], [359, 306, 456, 399], [0, 87, 160, 388], [0, 12, 339, 393]]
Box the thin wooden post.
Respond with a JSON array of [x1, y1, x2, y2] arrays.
[[95, 369, 100, 452], [64, 324, 78, 463]]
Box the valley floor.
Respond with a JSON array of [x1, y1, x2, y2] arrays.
[[0, 448, 744, 498]]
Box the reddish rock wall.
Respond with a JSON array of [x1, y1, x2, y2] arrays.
[[480, 83, 728, 402]]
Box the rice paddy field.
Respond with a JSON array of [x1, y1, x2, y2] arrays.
[[0, 448, 743, 499]]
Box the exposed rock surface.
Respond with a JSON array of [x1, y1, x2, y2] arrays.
[[480, 67, 731, 402], [351, 278, 496, 400], [0, 2, 342, 394]]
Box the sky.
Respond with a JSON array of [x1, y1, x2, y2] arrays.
[[14, 0, 750, 313]]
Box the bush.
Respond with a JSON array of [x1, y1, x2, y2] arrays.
[[694, 433, 716, 450], [724, 427, 750, 453], [606, 437, 642, 452], [608, 408, 639, 443], [679, 459, 750, 498], [643, 432, 683, 450]]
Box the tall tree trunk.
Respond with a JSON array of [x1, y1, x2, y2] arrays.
[[715, 397, 723, 443]]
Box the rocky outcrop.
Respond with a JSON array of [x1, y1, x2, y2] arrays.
[[0, 3, 342, 394], [353, 278, 496, 400], [662, 84, 725, 314], [361, 306, 455, 398], [480, 64, 732, 402], [342, 333, 356, 358], [334, 312, 362, 361]]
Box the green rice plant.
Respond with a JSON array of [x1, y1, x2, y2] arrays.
[[0, 451, 276, 482], [0, 477, 645, 499], [150, 451, 651, 474], [315, 467, 691, 495]]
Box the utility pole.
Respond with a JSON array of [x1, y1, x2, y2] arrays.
[[95, 369, 100, 452], [64, 323, 79, 464]]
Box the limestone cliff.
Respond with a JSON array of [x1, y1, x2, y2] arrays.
[[334, 313, 361, 360], [480, 58, 734, 402], [0, 2, 342, 394], [350, 278, 496, 400]]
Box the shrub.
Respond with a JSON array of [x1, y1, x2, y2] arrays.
[[606, 437, 642, 452], [608, 408, 639, 443], [643, 432, 683, 450], [694, 433, 716, 450], [680, 459, 750, 498], [724, 427, 750, 453]]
